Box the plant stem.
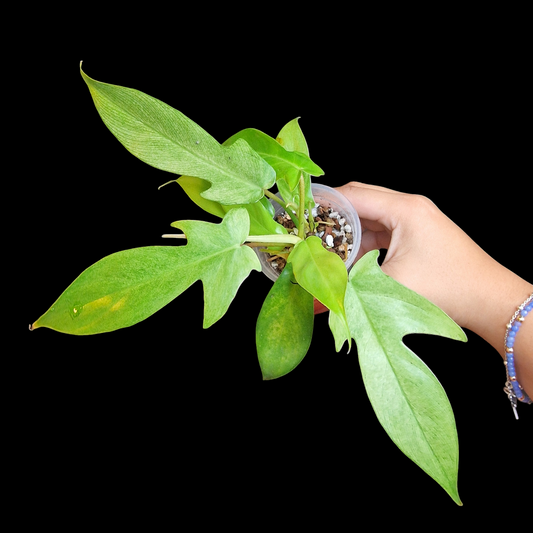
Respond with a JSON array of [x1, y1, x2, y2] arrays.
[[307, 200, 316, 232], [162, 232, 301, 247], [264, 189, 285, 208], [298, 174, 306, 238], [264, 188, 300, 228], [245, 234, 301, 246]]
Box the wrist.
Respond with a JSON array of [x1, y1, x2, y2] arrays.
[[459, 259, 532, 357], [502, 293, 533, 417]]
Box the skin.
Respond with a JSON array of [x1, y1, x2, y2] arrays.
[[315, 182, 533, 400]]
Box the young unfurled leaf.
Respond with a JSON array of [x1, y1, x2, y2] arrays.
[[276, 118, 314, 208], [80, 65, 275, 205], [223, 127, 323, 190], [329, 250, 467, 505], [288, 237, 350, 348], [276, 117, 309, 155], [256, 263, 314, 380], [31, 209, 260, 334]]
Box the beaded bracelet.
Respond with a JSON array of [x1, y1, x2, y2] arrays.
[[503, 293, 533, 419]]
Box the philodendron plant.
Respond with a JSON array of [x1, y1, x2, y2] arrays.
[[31, 64, 468, 504]]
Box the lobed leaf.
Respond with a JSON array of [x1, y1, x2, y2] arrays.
[[31, 209, 260, 334], [176, 175, 287, 236], [329, 250, 467, 505], [80, 64, 275, 205]]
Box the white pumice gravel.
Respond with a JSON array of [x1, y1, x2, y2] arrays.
[[270, 204, 355, 275]]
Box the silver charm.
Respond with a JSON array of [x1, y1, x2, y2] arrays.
[[503, 381, 519, 420]]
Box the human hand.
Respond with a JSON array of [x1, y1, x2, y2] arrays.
[[315, 182, 532, 395], [315, 181, 488, 325]]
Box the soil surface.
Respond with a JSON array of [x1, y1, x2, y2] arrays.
[[266, 204, 354, 275]]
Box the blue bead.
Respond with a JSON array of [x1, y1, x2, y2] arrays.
[[512, 323, 520, 332], [507, 338, 515, 347], [508, 329, 516, 337]]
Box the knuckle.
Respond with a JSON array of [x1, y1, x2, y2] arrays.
[[406, 193, 437, 212]]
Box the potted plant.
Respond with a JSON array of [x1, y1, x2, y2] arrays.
[[30, 63, 467, 505]]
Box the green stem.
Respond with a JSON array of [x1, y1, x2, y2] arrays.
[[263, 189, 285, 207], [264, 188, 300, 228], [298, 174, 306, 237], [264, 189, 285, 208], [163, 232, 301, 248], [307, 200, 316, 232], [245, 234, 301, 246]]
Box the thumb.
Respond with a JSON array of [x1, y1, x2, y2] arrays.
[[336, 182, 404, 233]]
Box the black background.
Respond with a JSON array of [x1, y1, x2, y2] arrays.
[[18, 15, 531, 527]]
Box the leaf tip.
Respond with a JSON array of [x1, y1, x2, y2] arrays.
[[158, 179, 177, 191], [450, 490, 463, 506]]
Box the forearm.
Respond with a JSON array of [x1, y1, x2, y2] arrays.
[[401, 204, 532, 398], [387, 212, 532, 398], [336, 182, 533, 400], [462, 260, 533, 399]]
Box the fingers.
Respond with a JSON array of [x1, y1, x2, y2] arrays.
[[358, 229, 391, 259], [336, 182, 407, 256], [336, 182, 404, 233], [313, 182, 415, 315]]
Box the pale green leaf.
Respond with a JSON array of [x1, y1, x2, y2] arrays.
[[275, 118, 314, 208], [176, 175, 287, 236], [31, 208, 260, 334], [256, 263, 314, 380], [329, 250, 467, 505], [288, 237, 350, 347], [276, 117, 309, 155], [223, 127, 323, 190], [80, 65, 275, 205], [176, 175, 228, 218]]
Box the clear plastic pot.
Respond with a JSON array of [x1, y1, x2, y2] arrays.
[[256, 183, 362, 281]]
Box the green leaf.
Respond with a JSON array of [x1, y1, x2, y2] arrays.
[[276, 117, 310, 155], [256, 263, 314, 379], [240, 198, 288, 236], [223, 128, 323, 190], [31, 208, 260, 334], [329, 250, 467, 505], [177, 175, 287, 236], [176, 175, 228, 218], [275, 118, 314, 208], [80, 65, 275, 205], [288, 237, 350, 348]]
